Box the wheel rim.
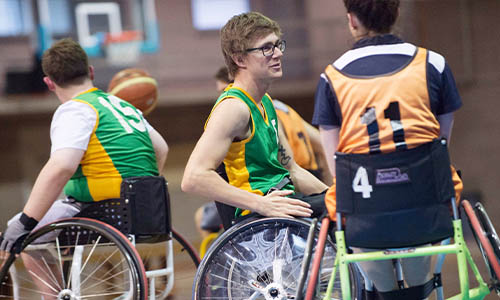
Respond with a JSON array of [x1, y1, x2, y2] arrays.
[[194, 218, 347, 299], [0, 219, 143, 299]]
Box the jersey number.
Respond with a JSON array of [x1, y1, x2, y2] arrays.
[[352, 166, 372, 198], [99, 96, 146, 133], [361, 101, 407, 154]]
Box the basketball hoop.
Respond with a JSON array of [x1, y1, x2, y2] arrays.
[[104, 31, 142, 67]]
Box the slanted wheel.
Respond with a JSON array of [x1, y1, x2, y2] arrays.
[[462, 200, 500, 292], [193, 217, 363, 299], [136, 227, 200, 299], [0, 217, 147, 300]]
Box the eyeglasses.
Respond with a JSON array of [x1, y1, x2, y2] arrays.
[[246, 40, 286, 57]]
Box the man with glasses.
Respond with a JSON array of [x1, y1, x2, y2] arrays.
[[182, 12, 327, 225]]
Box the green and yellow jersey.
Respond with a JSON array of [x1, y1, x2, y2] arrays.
[[63, 88, 158, 202], [205, 85, 294, 199]]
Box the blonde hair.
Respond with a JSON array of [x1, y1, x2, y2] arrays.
[[220, 12, 281, 78]]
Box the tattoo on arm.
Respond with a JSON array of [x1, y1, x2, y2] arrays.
[[278, 144, 291, 166]]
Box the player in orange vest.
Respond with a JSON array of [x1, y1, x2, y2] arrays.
[[312, 0, 463, 293]]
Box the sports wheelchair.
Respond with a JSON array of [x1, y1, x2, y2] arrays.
[[297, 139, 500, 300], [192, 210, 365, 299], [0, 176, 200, 300]]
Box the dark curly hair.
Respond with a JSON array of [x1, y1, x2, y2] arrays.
[[343, 0, 399, 33]]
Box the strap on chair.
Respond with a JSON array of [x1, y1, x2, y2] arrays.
[[365, 274, 440, 300]]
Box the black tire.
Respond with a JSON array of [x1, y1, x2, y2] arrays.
[[192, 217, 364, 300], [172, 228, 201, 268], [474, 202, 500, 261], [136, 227, 200, 299], [462, 200, 500, 292], [0, 217, 147, 300]]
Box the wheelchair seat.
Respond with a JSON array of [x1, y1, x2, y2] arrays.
[[76, 176, 172, 243], [335, 139, 456, 249]]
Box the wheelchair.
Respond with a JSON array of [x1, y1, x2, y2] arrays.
[[297, 139, 500, 300], [192, 214, 365, 299], [0, 176, 200, 300]]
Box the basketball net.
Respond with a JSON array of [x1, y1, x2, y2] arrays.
[[104, 31, 142, 67]]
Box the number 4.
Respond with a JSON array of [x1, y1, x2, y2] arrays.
[[352, 166, 372, 198]]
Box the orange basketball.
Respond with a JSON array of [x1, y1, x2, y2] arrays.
[[107, 68, 158, 115]]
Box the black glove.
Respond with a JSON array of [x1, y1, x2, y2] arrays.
[[0, 213, 38, 253]]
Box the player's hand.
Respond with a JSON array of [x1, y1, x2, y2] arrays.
[[0, 213, 37, 259], [256, 190, 313, 218]]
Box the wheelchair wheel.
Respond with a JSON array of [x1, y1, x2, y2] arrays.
[[193, 217, 363, 300], [200, 232, 220, 259], [462, 200, 500, 291], [136, 227, 200, 299], [0, 217, 147, 300]]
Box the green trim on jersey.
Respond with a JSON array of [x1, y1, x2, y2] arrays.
[[64, 88, 158, 202]]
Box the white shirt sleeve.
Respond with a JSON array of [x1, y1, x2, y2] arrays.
[[50, 100, 97, 154], [142, 116, 154, 132]]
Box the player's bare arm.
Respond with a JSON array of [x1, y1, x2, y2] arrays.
[[319, 125, 340, 178], [437, 112, 454, 143], [277, 123, 327, 195], [182, 98, 312, 218], [23, 148, 84, 221], [149, 127, 168, 174], [303, 121, 334, 184]]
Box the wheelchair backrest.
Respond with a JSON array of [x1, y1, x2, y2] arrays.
[[75, 176, 171, 244], [335, 139, 455, 249]]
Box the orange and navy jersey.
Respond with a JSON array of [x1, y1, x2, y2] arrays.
[[312, 35, 463, 220], [325, 47, 439, 153], [313, 35, 462, 154], [273, 100, 318, 171]]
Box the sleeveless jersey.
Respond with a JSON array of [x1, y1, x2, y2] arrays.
[[64, 88, 159, 202], [205, 85, 293, 196], [273, 100, 318, 172], [324, 47, 440, 154]]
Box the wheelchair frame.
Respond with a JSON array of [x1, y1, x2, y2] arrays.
[[0, 181, 200, 300], [302, 199, 500, 300], [1, 221, 200, 300]]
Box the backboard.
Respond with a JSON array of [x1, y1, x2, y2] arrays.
[[34, 0, 159, 64]]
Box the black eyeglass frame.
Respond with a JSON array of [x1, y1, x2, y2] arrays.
[[245, 40, 286, 57]]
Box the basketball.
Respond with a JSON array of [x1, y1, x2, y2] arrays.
[[107, 68, 158, 115]]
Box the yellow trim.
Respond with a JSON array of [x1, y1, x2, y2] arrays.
[[230, 86, 269, 124], [224, 142, 256, 194], [73, 99, 122, 201], [204, 98, 256, 145], [71, 99, 99, 132], [109, 77, 158, 95], [75, 87, 99, 98]]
